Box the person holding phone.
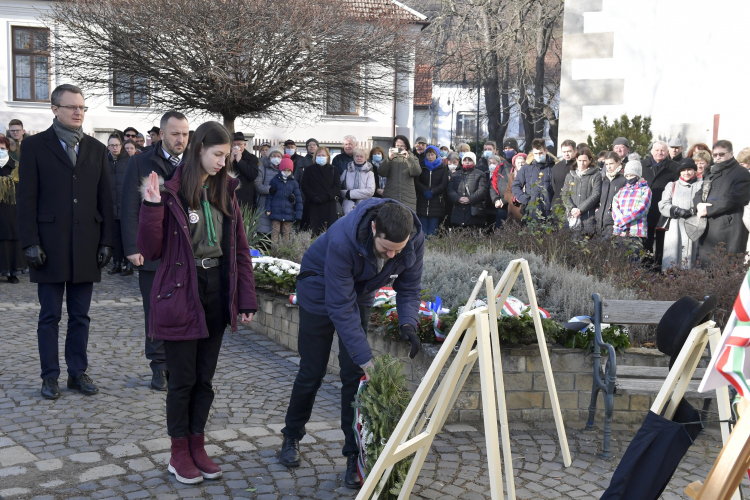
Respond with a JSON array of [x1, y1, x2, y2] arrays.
[[377, 135, 421, 212]]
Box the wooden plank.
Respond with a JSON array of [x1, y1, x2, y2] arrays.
[[601, 300, 675, 324], [617, 366, 706, 381]]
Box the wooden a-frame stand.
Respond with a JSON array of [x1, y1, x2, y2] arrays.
[[356, 259, 572, 500]]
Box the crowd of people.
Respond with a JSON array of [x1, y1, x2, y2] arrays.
[[3, 81, 750, 489]]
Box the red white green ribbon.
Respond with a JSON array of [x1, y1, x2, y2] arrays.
[[715, 270, 750, 396]]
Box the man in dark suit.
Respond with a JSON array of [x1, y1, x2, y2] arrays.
[[17, 84, 114, 400], [230, 131, 259, 210], [641, 140, 680, 268], [120, 111, 189, 391]]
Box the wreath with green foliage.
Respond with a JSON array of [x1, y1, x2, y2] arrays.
[[353, 354, 413, 499]]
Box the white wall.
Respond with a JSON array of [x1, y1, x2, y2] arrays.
[[559, 0, 750, 148], [0, 0, 420, 148]]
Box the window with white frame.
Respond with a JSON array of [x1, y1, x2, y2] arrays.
[[456, 112, 477, 138], [326, 74, 360, 115], [113, 72, 149, 106], [11, 27, 50, 102]]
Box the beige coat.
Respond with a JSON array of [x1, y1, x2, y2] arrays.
[[378, 151, 421, 212]]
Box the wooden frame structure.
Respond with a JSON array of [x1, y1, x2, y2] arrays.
[[356, 259, 571, 500]]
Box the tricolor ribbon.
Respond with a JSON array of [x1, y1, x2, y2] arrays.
[[426, 296, 446, 342]]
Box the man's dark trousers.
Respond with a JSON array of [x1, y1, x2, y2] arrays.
[[138, 270, 166, 371], [37, 282, 94, 379], [282, 305, 370, 456]]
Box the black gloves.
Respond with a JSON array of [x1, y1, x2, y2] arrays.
[[289, 194, 296, 205], [400, 324, 422, 359], [313, 196, 323, 205], [269, 185, 277, 195], [97, 246, 113, 269], [25, 245, 46, 270], [346, 190, 352, 200], [671, 206, 692, 218]]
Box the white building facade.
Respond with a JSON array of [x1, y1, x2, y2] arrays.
[[0, 0, 426, 151]]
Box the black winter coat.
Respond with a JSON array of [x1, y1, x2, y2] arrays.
[[333, 152, 354, 176], [641, 157, 680, 230], [447, 166, 487, 227], [511, 154, 556, 219], [693, 158, 750, 264], [415, 163, 449, 219], [108, 150, 130, 219], [301, 162, 341, 235], [17, 126, 115, 284], [233, 149, 259, 210], [551, 159, 575, 207], [120, 140, 179, 272], [0, 159, 19, 241], [562, 167, 602, 233], [295, 153, 314, 187], [596, 174, 627, 235]]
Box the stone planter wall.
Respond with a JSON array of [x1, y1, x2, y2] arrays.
[[250, 290, 705, 424]]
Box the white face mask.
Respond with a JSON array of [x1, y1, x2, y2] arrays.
[[285, 148, 295, 156], [489, 164, 497, 172], [270, 157, 281, 166], [533, 152, 545, 162], [281, 171, 291, 178], [0, 150, 7, 159], [448, 164, 457, 172]]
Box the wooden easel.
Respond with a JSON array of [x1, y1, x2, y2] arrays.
[[356, 259, 571, 500], [647, 320, 741, 500]]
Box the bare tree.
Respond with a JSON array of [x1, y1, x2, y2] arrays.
[[45, 0, 424, 132], [416, 0, 563, 151]]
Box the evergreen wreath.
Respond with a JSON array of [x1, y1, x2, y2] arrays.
[[353, 354, 413, 499]]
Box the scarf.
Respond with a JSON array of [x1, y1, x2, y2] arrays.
[[52, 117, 85, 166], [606, 164, 623, 181], [0, 164, 19, 204], [353, 163, 364, 190], [702, 157, 737, 202], [425, 146, 442, 170], [201, 185, 217, 246]]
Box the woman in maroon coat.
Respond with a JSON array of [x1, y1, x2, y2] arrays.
[[137, 121, 257, 485]]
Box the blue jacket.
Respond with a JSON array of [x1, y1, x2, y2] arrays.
[[265, 173, 303, 222], [511, 153, 556, 218], [297, 198, 424, 365]]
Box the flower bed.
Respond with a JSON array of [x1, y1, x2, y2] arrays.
[[251, 256, 299, 295]]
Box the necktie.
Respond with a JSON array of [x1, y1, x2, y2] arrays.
[[169, 155, 180, 167]]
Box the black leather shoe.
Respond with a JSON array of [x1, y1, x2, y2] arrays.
[[67, 373, 99, 395], [107, 262, 123, 275], [150, 370, 168, 391], [121, 263, 134, 276], [278, 436, 300, 468], [344, 453, 361, 489], [7, 275, 19, 284], [41, 378, 60, 400]]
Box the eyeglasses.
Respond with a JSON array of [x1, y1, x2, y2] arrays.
[[8, 129, 22, 134], [712, 152, 728, 158], [55, 105, 88, 112], [124, 134, 137, 138]]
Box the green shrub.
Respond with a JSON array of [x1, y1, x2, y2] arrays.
[[586, 114, 654, 157], [266, 229, 316, 263]]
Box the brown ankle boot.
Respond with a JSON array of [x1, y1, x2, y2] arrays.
[[188, 433, 222, 479], [168, 436, 203, 484]]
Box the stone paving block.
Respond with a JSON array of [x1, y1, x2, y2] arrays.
[[208, 429, 238, 441], [39, 479, 65, 488], [0, 437, 14, 448], [255, 436, 282, 448], [312, 429, 345, 441], [225, 440, 257, 452], [0, 445, 37, 466], [0, 466, 26, 477], [106, 443, 142, 458], [0, 488, 30, 496], [127, 457, 155, 472], [79, 464, 127, 482], [141, 438, 172, 452], [152, 452, 171, 465], [238, 427, 270, 438], [204, 444, 223, 456], [69, 452, 102, 463]]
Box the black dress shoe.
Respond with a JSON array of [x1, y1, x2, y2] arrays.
[[107, 262, 123, 275], [41, 378, 60, 400], [7, 275, 19, 284], [150, 369, 168, 391], [278, 436, 300, 468], [67, 373, 99, 395], [344, 453, 361, 489], [121, 263, 134, 276]]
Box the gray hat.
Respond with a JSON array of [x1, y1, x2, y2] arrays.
[[624, 158, 643, 178], [668, 138, 683, 148], [613, 137, 630, 147], [415, 136, 428, 145]]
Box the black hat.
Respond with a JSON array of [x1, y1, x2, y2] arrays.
[[503, 138, 519, 150], [284, 139, 296, 146], [656, 295, 717, 368], [148, 126, 160, 134], [679, 157, 697, 172], [306, 138, 319, 146], [232, 132, 246, 142]]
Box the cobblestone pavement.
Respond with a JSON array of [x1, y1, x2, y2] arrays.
[[0, 272, 748, 499]]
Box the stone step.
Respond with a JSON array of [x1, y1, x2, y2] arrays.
[[615, 378, 712, 399], [617, 365, 706, 381]]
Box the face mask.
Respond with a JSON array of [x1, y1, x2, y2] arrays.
[[285, 148, 295, 156], [0, 150, 7, 159], [315, 156, 327, 166], [504, 150, 515, 159], [459, 152, 465, 159], [439, 151, 447, 158], [463, 163, 473, 170], [534, 153, 544, 162], [448, 164, 457, 172], [281, 171, 292, 178], [489, 164, 497, 172], [483, 150, 492, 159], [270, 157, 281, 166], [372, 154, 383, 163]]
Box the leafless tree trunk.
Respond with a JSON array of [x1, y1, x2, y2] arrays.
[[45, 0, 423, 132]]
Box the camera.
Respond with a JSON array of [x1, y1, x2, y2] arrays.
[[397, 147, 403, 153]]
